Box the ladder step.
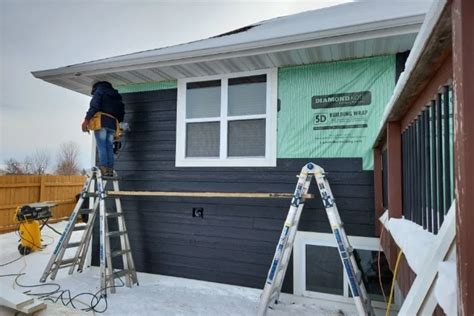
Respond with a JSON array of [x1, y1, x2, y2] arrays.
[[111, 249, 131, 258], [79, 208, 94, 214], [57, 258, 76, 266], [102, 176, 121, 181], [73, 225, 87, 231], [106, 212, 124, 218], [83, 193, 98, 198], [107, 231, 128, 238], [66, 242, 81, 248], [110, 269, 133, 280]]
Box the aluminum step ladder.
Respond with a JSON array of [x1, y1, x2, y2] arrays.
[[257, 163, 374, 316], [39, 167, 138, 296]]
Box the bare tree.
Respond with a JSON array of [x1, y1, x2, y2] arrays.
[[31, 149, 51, 174], [4, 158, 24, 174], [23, 156, 34, 174], [55, 141, 80, 175]]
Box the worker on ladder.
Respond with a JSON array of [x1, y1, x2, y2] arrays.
[[81, 81, 125, 176]]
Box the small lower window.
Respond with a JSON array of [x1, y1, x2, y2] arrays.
[[176, 69, 277, 167], [294, 232, 398, 308]]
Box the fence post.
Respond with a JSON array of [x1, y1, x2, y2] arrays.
[[39, 175, 46, 201]]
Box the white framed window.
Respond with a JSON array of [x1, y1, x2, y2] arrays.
[[176, 69, 277, 167], [293, 232, 401, 309]]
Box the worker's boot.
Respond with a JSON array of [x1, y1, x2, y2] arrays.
[[99, 166, 108, 176], [106, 167, 115, 177]]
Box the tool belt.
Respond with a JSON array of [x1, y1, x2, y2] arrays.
[[88, 112, 121, 138]]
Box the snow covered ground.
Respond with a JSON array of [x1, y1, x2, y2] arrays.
[[0, 221, 366, 316]]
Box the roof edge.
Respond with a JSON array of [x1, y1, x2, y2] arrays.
[[32, 13, 425, 81], [373, 0, 450, 148]]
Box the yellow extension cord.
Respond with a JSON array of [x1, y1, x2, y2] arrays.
[[385, 250, 404, 316]]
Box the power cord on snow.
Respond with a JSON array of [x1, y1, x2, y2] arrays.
[[1, 262, 125, 313], [1, 224, 125, 313]]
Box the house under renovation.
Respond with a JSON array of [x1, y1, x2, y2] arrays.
[[32, 0, 474, 314]]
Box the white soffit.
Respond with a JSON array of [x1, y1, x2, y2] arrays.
[[32, 1, 432, 95]]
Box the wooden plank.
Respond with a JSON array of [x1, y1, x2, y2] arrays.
[[398, 202, 455, 314], [39, 175, 46, 201], [107, 190, 314, 199], [0, 183, 39, 188], [44, 182, 84, 187]]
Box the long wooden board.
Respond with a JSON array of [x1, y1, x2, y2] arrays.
[[107, 191, 314, 199]]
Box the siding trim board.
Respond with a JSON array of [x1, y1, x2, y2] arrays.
[[92, 87, 376, 292]]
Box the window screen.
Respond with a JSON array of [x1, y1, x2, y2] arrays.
[[306, 245, 344, 295], [186, 122, 220, 157], [186, 80, 221, 119], [228, 119, 265, 157], [228, 75, 266, 116]]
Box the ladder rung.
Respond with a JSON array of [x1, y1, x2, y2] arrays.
[[73, 225, 87, 231], [79, 208, 94, 214], [112, 249, 131, 257], [66, 242, 81, 248], [111, 269, 133, 279], [83, 192, 98, 198], [106, 212, 124, 218], [57, 258, 76, 266], [107, 231, 128, 238], [102, 176, 121, 181]]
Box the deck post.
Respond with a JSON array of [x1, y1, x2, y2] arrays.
[[387, 121, 402, 219], [373, 147, 383, 236], [453, 0, 474, 314]]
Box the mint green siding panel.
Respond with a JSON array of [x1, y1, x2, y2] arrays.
[[277, 56, 395, 170], [117, 81, 177, 93]]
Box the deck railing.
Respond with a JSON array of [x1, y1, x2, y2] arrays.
[[401, 85, 454, 234]]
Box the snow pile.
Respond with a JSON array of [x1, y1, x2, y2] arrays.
[[380, 212, 436, 274], [435, 260, 457, 316]]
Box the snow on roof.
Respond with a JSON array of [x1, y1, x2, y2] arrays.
[[65, 1, 432, 68], [32, 1, 432, 94]]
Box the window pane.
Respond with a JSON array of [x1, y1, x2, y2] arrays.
[[186, 122, 220, 157], [348, 250, 393, 302], [228, 75, 266, 116], [228, 119, 265, 157], [306, 245, 344, 295], [186, 80, 221, 119]]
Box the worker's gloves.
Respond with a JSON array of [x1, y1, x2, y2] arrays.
[[81, 119, 90, 133]]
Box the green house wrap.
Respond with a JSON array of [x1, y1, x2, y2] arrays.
[[277, 55, 396, 170]]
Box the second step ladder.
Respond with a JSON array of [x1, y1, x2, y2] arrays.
[[257, 163, 374, 316]]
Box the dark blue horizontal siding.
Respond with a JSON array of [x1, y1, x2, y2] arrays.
[[92, 88, 375, 293]]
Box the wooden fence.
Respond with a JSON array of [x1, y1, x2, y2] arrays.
[[0, 175, 85, 233]]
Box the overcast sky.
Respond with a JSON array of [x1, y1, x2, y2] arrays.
[[0, 0, 347, 171]]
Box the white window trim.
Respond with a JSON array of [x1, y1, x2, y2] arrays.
[[293, 231, 401, 310], [176, 68, 277, 167]]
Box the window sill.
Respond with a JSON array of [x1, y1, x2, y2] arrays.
[[175, 157, 276, 167]]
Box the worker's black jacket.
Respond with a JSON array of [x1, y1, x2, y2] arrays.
[[85, 82, 125, 130]]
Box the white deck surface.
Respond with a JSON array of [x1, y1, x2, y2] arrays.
[[0, 221, 369, 315]]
